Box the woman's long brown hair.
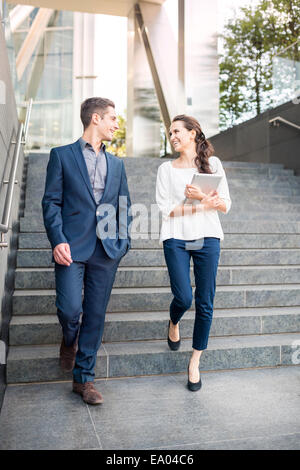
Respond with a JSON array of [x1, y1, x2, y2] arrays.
[[172, 115, 215, 174]]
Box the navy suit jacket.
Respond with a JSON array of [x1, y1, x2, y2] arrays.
[[42, 139, 132, 261]]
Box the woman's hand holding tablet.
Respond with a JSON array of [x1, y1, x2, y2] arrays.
[[185, 186, 217, 201], [184, 173, 222, 205]]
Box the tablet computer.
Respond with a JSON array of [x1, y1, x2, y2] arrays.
[[184, 173, 222, 205]]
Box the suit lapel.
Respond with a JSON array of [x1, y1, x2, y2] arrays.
[[71, 140, 96, 203], [99, 150, 112, 204]]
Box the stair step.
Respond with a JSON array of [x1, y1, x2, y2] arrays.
[[18, 232, 300, 250], [222, 162, 284, 168], [132, 177, 300, 185], [6, 332, 299, 383], [14, 265, 300, 290], [22, 203, 300, 220], [18, 219, 300, 234], [28, 175, 300, 187], [28, 154, 286, 168], [23, 185, 300, 206], [12, 284, 300, 314], [124, 158, 286, 170], [9, 307, 300, 346], [219, 212, 300, 221], [18, 209, 300, 229], [27, 168, 296, 189], [24, 195, 300, 215], [28, 161, 291, 175], [16, 248, 300, 268], [218, 162, 285, 169], [23, 187, 300, 209], [127, 177, 300, 187], [26, 173, 300, 190]]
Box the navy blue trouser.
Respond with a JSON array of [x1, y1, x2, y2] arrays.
[[55, 239, 119, 384], [163, 237, 220, 351]]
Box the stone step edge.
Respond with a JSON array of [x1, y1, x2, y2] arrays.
[[7, 334, 299, 384], [15, 248, 300, 253], [9, 305, 300, 320], [17, 228, 300, 235], [24, 196, 300, 204], [22, 208, 300, 219], [19, 210, 300, 219], [27, 155, 285, 164], [14, 264, 300, 272], [13, 268, 300, 290], [8, 310, 300, 346], [19, 232, 300, 238], [7, 332, 300, 361], [10, 307, 300, 324], [9, 305, 300, 319], [12, 283, 300, 296]]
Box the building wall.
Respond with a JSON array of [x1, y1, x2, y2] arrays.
[[0, 20, 25, 410], [184, 0, 219, 138], [210, 100, 300, 174]]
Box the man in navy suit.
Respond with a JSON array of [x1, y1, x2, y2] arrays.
[[42, 97, 131, 405]]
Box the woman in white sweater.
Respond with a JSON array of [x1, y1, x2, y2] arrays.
[[156, 115, 231, 391]]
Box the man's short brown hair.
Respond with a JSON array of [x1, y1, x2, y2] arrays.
[[80, 97, 115, 130]]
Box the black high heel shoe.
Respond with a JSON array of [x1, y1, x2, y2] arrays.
[[187, 362, 202, 392], [167, 320, 181, 351]]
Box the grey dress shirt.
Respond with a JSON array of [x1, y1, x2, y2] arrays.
[[79, 137, 107, 205]]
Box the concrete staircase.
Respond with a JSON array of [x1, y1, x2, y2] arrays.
[[6, 155, 300, 383]]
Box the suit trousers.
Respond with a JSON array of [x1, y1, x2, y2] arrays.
[[163, 237, 220, 351], [55, 238, 120, 383]]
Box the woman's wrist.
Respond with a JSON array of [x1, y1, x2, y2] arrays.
[[194, 192, 205, 202], [192, 203, 205, 214]]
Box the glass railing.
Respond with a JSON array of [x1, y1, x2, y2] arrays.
[[219, 37, 300, 132], [272, 39, 300, 108]]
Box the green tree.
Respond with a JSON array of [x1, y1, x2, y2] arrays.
[[219, 0, 300, 130], [105, 114, 126, 157], [265, 0, 300, 59]]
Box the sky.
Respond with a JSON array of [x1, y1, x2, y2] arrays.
[[92, 0, 259, 116]]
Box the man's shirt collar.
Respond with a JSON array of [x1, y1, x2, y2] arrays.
[[79, 137, 106, 153]]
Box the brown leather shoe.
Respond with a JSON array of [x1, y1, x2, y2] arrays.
[[72, 381, 104, 405], [59, 337, 78, 372]]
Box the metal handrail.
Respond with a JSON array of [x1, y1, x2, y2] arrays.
[[0, 123, 23, 234], [269, 116, 300, 131], [23, 97, 32, 143], [273, 37, 300, 58], [0, 98, 33, 248]]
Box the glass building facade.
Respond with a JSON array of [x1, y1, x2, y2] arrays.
[[3, 4, 73, 150], [1, 1, 298, 154]]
